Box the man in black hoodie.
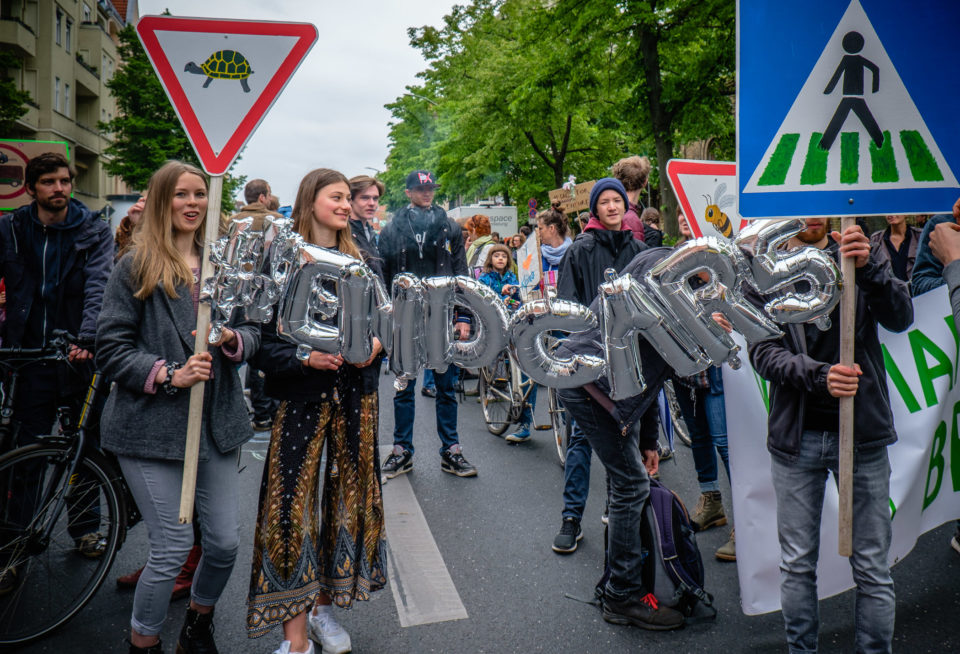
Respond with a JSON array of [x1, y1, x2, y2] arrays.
[[0, 153, 113, 577], [748, 219, 912, 653], [377, 170, 476, 478]]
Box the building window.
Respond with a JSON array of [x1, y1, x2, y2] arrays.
[[82, 3, 91, 22], [55, 7, 63, 45], [64, 83, 70, 117], [55, 77, 61, 112], [65, 18, 73, 52]]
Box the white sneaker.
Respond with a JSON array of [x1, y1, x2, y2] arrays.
[[273, 640, 315, 654], [307, 605, 352, 654]]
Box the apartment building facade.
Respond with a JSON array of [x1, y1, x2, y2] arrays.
[[1, 0, 137, 210]]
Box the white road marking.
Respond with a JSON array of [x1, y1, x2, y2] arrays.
[[381, 447, 468, 627]]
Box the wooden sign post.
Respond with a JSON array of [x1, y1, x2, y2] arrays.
[[837, 215, 856, 556]]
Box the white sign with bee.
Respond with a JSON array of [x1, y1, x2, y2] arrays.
[[666, 159, 749, 240]]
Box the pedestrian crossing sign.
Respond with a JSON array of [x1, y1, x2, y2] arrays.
[[737, 0, 960, 218]]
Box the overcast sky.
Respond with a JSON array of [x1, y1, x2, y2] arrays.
[[137, 0, 455, 204]]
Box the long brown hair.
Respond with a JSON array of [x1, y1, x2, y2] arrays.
[[291, 168, 361, 259], [482, 243, 513, 273], [131, 161, 208, 299]]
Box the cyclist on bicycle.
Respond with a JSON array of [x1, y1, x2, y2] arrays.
[[0, 153, 113, 594]]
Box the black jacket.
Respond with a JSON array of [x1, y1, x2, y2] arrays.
[[747, 239, 913, 462], [556, 248, 674, 447], [0, 199, 113, 348], [556, 224, 646, 306], [378, 204, 468, 288], [350, 218, 383, 280]]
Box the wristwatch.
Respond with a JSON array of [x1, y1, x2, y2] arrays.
[[162, 362, 182, 396]]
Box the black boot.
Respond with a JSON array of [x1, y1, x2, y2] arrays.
[[176, 606, 218, 654], [128, 639, 163, 653]]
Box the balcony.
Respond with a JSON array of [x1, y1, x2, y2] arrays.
[[0, 18, 37, 57], [75, 56, 101, 95]]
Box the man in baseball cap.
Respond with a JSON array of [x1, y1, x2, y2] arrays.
[[405, 169, 441, 190]]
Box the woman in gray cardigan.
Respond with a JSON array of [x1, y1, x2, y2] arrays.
[[97, 161, 259, 654]]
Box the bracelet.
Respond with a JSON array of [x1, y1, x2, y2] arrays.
[[162, 362, 182, 396]]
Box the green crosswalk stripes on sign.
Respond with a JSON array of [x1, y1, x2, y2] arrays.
[[757, 133, 799, 186], [900, 130, 944, 182], [800, 133, 827, 185], [840, 132, 859, 184], [869, 131, 898, 182]]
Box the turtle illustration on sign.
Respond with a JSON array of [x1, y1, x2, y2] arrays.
[[184, 50, 254, 92]]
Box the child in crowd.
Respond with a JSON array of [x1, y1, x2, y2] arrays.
[[96, 161, 258, 654], [478, 244, 521, 311]]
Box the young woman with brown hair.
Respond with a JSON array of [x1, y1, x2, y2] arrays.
[[247, 168, 387, 654]]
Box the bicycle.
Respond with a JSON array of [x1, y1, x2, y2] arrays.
[[478, 349, 537, 438], [0, 331, 132, 646]]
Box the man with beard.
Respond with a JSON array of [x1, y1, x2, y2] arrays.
[[748, 218, 912, 653], [0, 153, 113, 594]]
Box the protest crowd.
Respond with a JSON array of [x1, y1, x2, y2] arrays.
[[1, 142, 959, 654]]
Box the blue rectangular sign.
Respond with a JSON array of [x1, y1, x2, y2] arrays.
[[737, 0, 960, 218]]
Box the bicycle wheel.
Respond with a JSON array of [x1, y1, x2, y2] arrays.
[[663, 380, 691, 447], [548, 388, 571, 467], [0, 444, 124, 645], [479, 354, 512, 436]]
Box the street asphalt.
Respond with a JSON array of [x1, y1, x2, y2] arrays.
[[15, 373, 960, 653]]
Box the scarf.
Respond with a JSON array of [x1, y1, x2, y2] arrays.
[[541, 237, 573, 266]]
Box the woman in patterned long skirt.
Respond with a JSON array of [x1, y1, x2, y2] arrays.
[[247, 169, 387, 654]]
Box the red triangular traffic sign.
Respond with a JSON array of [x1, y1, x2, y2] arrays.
[[137, 16, 317, 175], [666, 159, 749, 239]]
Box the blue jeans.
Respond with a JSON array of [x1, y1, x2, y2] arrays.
[[561, 418, 591, 521], [558, 387, 650, 598], [676, 368, 730, 493], [423, 368, 436, 391], [393, 365, 459, 456], [770, 430, 894, 654], [519, 378, 538, 427]]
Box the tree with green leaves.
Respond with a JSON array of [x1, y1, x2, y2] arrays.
[[0, 50, 32, 135], [100, 25, 244, 206]]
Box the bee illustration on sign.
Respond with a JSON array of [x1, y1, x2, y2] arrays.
[[184, 50, 254, 92], [703, 183, 735, 238]]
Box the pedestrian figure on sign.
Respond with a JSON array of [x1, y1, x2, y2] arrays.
[[819, 31, 883, 150]]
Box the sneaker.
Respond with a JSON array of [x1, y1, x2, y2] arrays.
[[273, 640, 315, 654], [951, 524, 960, 555], [307, 605, 351, 654], [504, 427, 531, 443], [76, 532, 108, 558], [658, 442, 673, 462], [421, 386, 437, 398], [690, 491, 727, 532], [602, 591, 684, 630], [552, 517, 583, 554], [382, 447, 413, 479], [715, 528, 736, 562], [440, 446, 477, 477], [252, 418, 273, 431]]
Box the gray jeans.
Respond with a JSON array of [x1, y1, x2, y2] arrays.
[[118, 449, 240, 636]]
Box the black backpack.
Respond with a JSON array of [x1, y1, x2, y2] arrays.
[[594, 478, 717, 624]]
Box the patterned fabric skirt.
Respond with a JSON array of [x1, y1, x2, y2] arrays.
[[247, 392, 387, 638]]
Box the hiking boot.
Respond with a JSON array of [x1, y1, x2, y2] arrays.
[[421, 386, 437, 398], [176, 606, 217, 654], [307, 604, 351, 654], [602, 591, 684, 630], [440, 446, 477, 477], [552, 517, 583, 554], [382, 448, 413, 479], [690, 491, 726, 532], [715, 528, 736, 562], [76, 531, 108, 558], [117, 565, 145, 589], [505, 426, 531, 443], [172, 545, 202, 600]]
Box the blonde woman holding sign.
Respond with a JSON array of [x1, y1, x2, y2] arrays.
[[97, 161, 259, 654]]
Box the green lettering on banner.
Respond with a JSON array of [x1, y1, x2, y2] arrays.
[[945, 314, 960, 385], [909, 329, 953, 408], [888, 498, 896, 521], [752, 369, 770, 414], [882, 344, 922, 413], [924, 420, 947, 510], [951, 400, 960, 492]]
